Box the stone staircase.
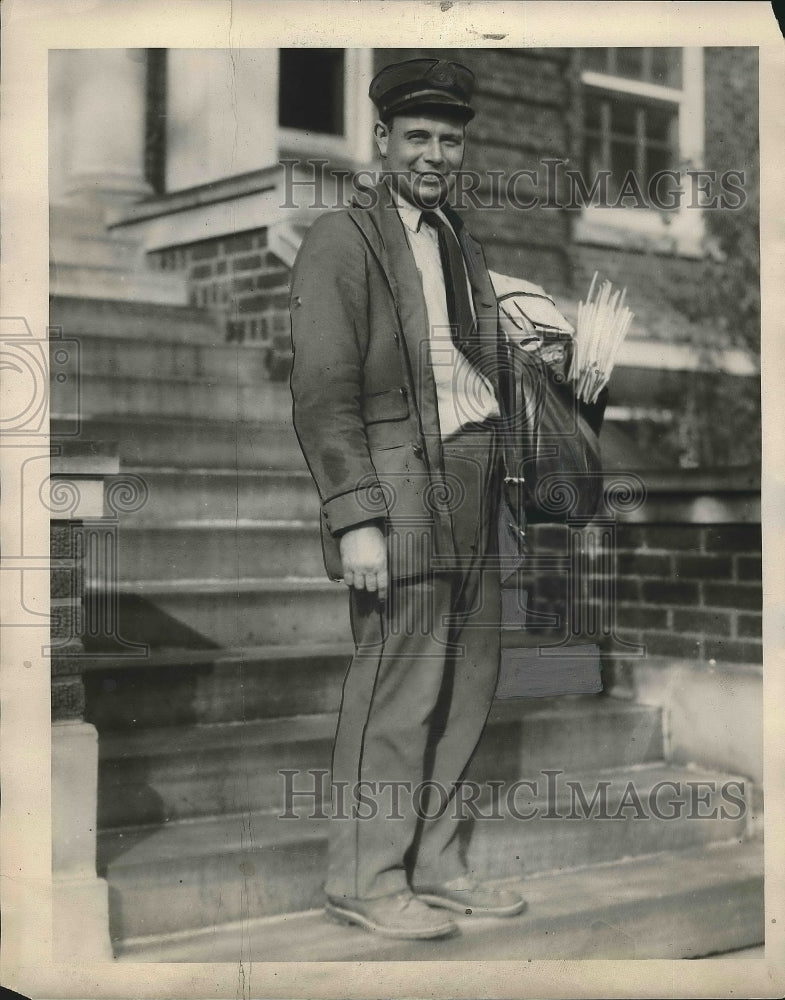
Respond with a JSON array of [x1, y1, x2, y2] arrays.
[[49, 292, 764, 962]]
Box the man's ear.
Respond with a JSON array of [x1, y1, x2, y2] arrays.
[[373, 119, 390, 158]]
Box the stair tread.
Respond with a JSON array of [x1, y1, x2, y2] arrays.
[[120, 519, 320, 531], [68, 371, 261, 388], [114, 837, 764, 961], [87, 576, 337, 593], [97, 695, 658, 756], [51, 413, 293, 431], [50, 294, 217, 323], [80, 641, 353, 671], [100, 806, 329, 865], [122, 467, 313, 478], [50, 330, 264, 350], [52, 260, 154, 276], [98, 760, 749, 862]]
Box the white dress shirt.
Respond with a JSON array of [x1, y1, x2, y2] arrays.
[[394, 194, 500, 440]]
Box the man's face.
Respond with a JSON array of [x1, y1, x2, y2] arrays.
[[374, 113, 466, 208]]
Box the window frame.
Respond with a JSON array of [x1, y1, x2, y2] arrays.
[[575, 47, 705, 257], [277, 47, 375, 163]]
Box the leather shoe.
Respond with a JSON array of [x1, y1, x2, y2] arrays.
[[325, 889, 458, 939], [413, 874, 526, 917]]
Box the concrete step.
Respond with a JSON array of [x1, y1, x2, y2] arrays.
[[81, 641, 646, 733], [115, 468, 319, 522], [83, 644, 353, 729], [463, 762, 752, 880], [114, 839, 764, 961], [94, 697, 665, 828], [97, 764, 756, 942], [115, 521, 323, 581], [50, 333, 278, 388], [50, 232, 144, 272], [51, 415, 307, 471], [99, 807, 329, 941], [50, 294, 220, 344], [50, 265, 189, 306], [82, 565, 601, 659], [51, 371, 294, 422], [50, 201, 111, 241], [84, 578, 350, 650]]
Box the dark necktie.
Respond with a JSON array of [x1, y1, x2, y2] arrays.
[[420, 210, 479, 363]]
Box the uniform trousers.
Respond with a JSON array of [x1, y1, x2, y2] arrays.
[[325, 421, 503, 901]]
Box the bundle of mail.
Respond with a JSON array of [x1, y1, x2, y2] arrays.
[[491, 269, 634, 402], [570, 272, 634, 404]]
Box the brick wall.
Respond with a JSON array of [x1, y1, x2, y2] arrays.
[[142, 47, 758, 411], [704, 47, 759, 184], [150, 230, 291, 362], [568, 47, 758, 349], [524, 520, 762, 667]]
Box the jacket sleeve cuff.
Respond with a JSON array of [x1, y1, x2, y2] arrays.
[[323, 486, 388, 536]]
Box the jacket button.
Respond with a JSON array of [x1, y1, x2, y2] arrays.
[[412, 444, 424, 459]]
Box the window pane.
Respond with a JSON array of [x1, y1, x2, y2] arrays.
[[651, 47, 682, 87], [584, 94, 603, 130], [584, 134, 605, 178], [278, 49, 345, 135], [646, 144, 673, 181], [610, 139, 638, 184], [610, 98, 637, 137], [582, 89, 679, 203], [646, 105, 674, 144], [582, 48, 608, 73], [616, 48, 644, 80]]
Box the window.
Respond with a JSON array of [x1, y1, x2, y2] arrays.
[[155, 48, 372, 194], [277, 48, 374, 163], [278, 49, 345, 135], [164, 50, 280, 192], [582, 47, 682, 87], [583, 50, 681, 204], [577, 48, 704, 255], [582, 48, 681, 202]]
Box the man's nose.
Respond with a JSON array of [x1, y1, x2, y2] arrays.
[[423, 140, 445, 165]]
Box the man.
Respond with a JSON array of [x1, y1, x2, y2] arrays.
[[289, 58, 524, 940]]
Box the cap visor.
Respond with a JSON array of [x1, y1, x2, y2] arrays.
[[386, 94, 475, 121]]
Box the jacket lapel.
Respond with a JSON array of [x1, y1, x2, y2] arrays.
[[367, 182, 433, 374], [348, 182, 444, 470], [348, 180, 502, 435], [444, 206, 501, 393]]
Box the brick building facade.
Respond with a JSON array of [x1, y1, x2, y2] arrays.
[[89, 45, 760, 468]]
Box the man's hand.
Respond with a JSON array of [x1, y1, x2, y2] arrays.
[[339, 524, 388, 601]]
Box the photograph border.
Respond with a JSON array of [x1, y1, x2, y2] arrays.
[[2, 2, 784, 997]]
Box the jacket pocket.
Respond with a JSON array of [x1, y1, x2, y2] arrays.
[[363, 387, 412, 451], [362, 386, 409, 423]]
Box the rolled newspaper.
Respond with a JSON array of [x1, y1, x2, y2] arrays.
[[569, 272, 634, 404]]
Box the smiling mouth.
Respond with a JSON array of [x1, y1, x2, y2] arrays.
[[408, 173, 451, 204]]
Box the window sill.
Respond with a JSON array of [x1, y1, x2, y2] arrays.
[[107, 164, 283, 227], [278, 128, 373, 170], [574, 207, 704, 258]]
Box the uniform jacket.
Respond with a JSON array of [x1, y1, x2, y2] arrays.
[[289, 179, 509, 581]]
